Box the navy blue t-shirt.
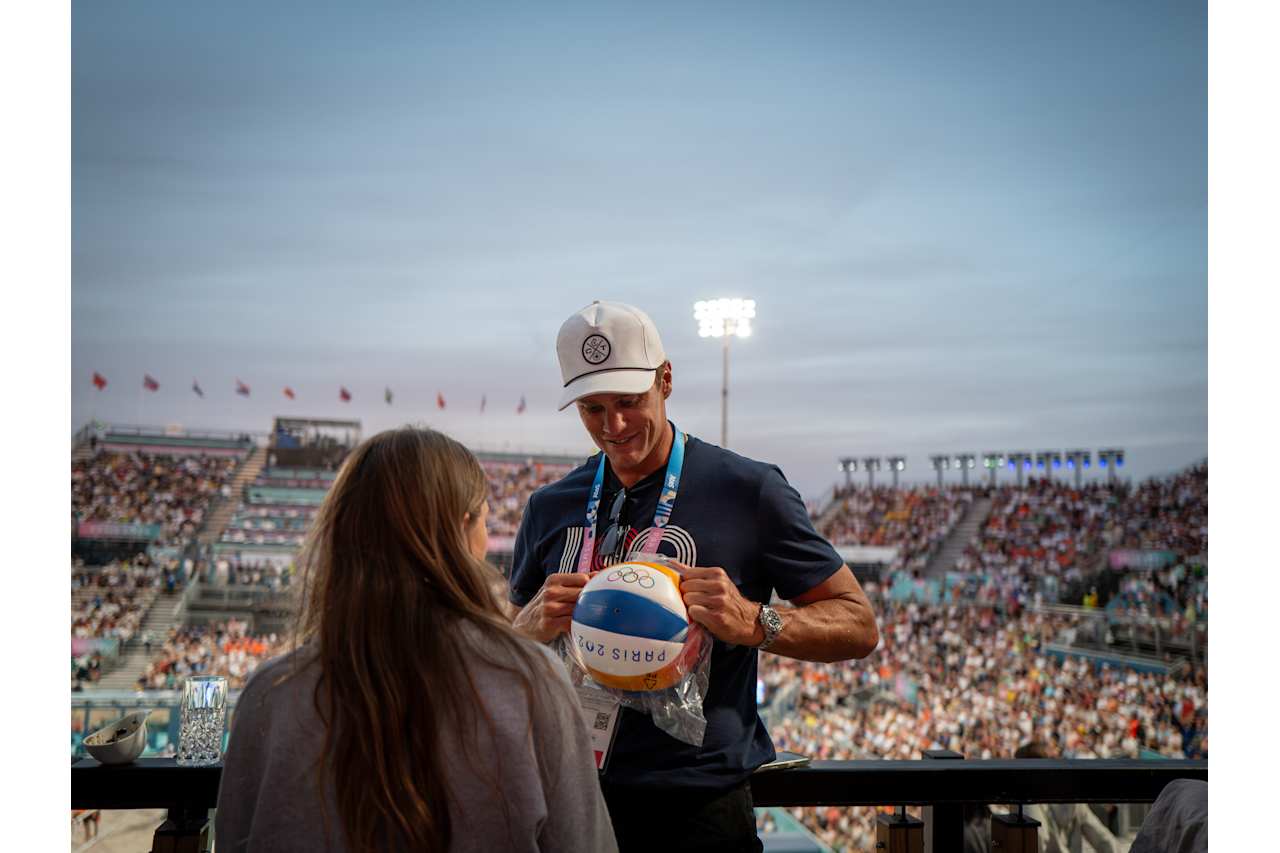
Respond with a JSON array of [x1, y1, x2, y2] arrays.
[[508, 430, 843, 791]]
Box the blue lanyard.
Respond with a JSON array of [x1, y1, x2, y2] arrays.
[[576, 424, 685, 572]]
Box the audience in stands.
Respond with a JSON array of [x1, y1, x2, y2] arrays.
[[1103, 463, 1207, 561], [72, 451, 240, 546], [70, 557, 170, 643], [953, 480, 1115, 588], [818, 486, 972, 574], [760, 581, 1208, 851], [135, 619, 284, 691], [481, 459, 577, 537]]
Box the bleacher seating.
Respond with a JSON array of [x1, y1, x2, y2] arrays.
[[73, 443, 246, 547], [816, 486, 973, 575]]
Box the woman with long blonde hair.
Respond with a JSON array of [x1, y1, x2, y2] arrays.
[[216, 428, 615, 852]]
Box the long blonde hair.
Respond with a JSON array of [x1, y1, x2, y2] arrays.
[[295, 427, 557, 852]]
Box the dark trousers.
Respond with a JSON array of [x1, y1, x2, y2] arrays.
[[601, 778, 763, 853]]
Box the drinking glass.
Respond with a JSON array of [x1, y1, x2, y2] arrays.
[[176, 676, 228, 766]]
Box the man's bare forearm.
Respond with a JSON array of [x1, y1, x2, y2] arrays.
[[759, 595, 879, 663]]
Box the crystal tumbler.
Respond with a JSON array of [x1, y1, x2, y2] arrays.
[[175, 675, 227, 766]]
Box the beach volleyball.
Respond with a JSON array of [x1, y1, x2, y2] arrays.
[[570, 560, 703, 691]]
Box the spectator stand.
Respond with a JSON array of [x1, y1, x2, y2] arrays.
[[474, 449, 582, 574], [818, 486, 974, 581], [72, 426, 254, 563]]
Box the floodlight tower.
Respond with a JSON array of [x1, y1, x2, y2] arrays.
[[1064, 449, 1091, 488], [1007, 452, 1032, 487], [887, 456, 906, 489], [838, 457, 857, 490], [954, 453, 976, 487], [1097, 448, 1126, 484], [694, 298, 755, 449], [983, 452, 1005, 487], [1034, 451, 1051, 480], [862, 456, 881, 488], [929, 454, 950, 488]]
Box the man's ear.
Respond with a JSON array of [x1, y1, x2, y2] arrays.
[[660, 361, 673, 398]]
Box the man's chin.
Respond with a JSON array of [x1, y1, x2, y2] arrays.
[[603, 445, 644, 470]]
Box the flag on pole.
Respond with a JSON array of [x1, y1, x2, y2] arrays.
[[340, 387, 351, 402], [143, 374, 160, 392], [92, 372, 107, 390], [516, 395, 527, 414], [236, 379, 251, 397], [385, 387, 393, 405], [437, 392, 446, 410], [192, 380, 204, 398], [283, 387, 296, 400], [480, 394, 486, 413]]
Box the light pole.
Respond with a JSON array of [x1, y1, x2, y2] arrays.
[[1065, 449, 1090, 488], [887, 456, 906, 489], [1034, 451, 1052, 480], [1098, 448, 1125, 484], [838, 457, 856, 490], [929, 454, 950, 488], [695, 298, 755, 449], [955, 453, 976, 487], [862, 457, 881, 489], [983, 452, 1005, 487], [1007, 452, 1031, 487]]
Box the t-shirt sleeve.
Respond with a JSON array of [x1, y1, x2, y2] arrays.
[[756, 466, 844, 601], [508, 490, 546, 608]]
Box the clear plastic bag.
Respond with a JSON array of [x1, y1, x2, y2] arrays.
[[555, 554, 714, 747]]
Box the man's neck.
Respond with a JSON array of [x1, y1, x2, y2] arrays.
[[611, 421, 675, 489]]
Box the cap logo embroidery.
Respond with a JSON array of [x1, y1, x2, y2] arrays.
[[582, 334, 611, 365]]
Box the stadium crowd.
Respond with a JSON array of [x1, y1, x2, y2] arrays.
[[72, 451, 241, 545], [135, 619, 285, 691], [481, 459, 577, 537], [70, 557, 169, 642], [759, 580, 1207, 851], [817, 486, 973, 574], [953, 479, 1116, 586], [1103, 463, 1207, 560]]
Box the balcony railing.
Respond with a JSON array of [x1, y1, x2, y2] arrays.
[[72, 754, 1207, 852]]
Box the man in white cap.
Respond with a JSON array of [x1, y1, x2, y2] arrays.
[[508, 300, 879, 853]]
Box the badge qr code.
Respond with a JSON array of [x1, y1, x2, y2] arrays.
[[593, 711, 610, 731]]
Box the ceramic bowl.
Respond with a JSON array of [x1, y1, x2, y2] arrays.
[[83, 710, 150, 765]]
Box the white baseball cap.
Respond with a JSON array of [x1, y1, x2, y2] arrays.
[[556, 301, 666, 410]]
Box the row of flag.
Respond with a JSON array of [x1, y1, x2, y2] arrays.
[[90, 372, 528, 413]]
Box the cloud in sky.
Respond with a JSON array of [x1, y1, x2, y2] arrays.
[[72, 0, 1206, 499]]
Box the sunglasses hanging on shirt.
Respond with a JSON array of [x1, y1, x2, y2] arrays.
[[599, 488, 632, 560]]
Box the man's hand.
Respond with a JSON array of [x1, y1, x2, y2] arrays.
[[512, 572, 590, 643], [675, 563, 763, 646]]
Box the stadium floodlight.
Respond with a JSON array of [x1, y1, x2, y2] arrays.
[[1007, 452, 1032, 487], [929, 454, 951, 488], [1034, 451, 1061, 480], [694, 298, 756, 449], [954, 453, 976, 487], [861, 456, 882, 488], [838, 457, 857, 488], [1097, 448, 1125, 484], [1064, 449, 1090, 487], [886, 456, 906, 489], [983, 452, 1005, 486]]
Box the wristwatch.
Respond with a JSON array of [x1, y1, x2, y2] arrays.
[[756, 604, 784, 651]]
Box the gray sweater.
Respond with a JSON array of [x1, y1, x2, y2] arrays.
[[214, 627, 617, 853]]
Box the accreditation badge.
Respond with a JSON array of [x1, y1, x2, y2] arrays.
[[574, 685, 621, 773]]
